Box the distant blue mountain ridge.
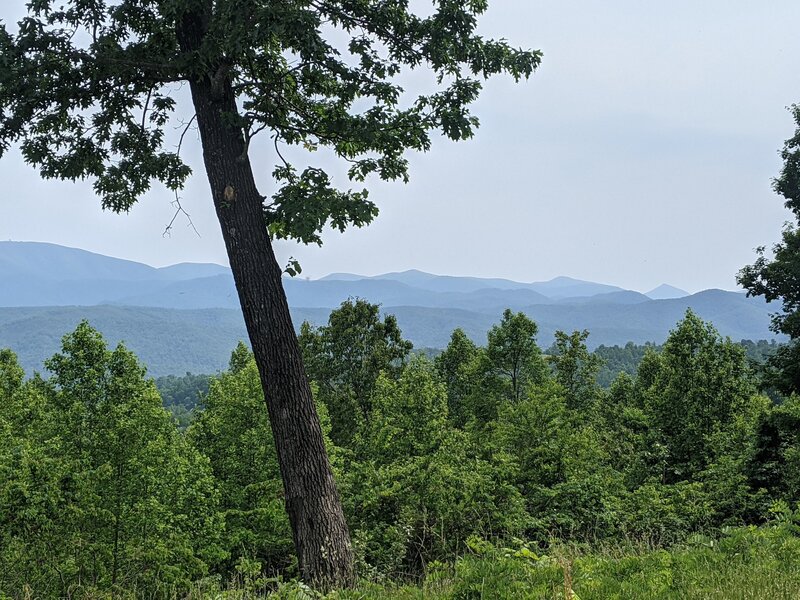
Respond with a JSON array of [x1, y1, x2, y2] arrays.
[[0, 241, 780, 376], [1, 241, 689, 309]]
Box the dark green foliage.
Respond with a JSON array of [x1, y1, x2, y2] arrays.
[[342, 357, 527, 577], [638, 310, 760, 483], [772, 105, 800, 216], [595, 372, 650, 486], [188, 348, 294, 577], [740, 223, 800, 340], [0, 0, 540, 240], [155, 371, 211, 411], [740, 105, 800, 395], [752, 340, 800, 397], [1, 306, 797, 595], [493, 380, 623, 542], [434, 328, 482, 428], [548, 330, 603, 412], [747, 395, 800, 502], [594, 339, 776, 389], [0, 323, 222, 598], [299, 299, 413, 447], [486, 309, 548, 404], [155, 371, 211, 427], [739, 339, 780, 364], [593, 342, 658, 387]]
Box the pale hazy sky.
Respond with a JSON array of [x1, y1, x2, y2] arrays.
[[2, 1, 799, 293]]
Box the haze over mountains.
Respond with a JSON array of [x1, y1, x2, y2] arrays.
[[0, 241, 779, 376]]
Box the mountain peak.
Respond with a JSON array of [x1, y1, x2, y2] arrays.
[[373, 269, 439, 281], [646, 284, 689, 300]]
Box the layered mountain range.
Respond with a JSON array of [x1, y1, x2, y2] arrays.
[[0, 241, 781, 376]]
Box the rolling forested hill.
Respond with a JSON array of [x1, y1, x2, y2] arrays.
[[0, 242, 782, 375]]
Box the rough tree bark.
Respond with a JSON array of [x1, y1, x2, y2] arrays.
[[177, 9, 354, 589]]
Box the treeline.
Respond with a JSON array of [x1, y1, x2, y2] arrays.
[[1, 302, 798, 597], [153, 339, 779, 418], [154, 372, 211, 428]]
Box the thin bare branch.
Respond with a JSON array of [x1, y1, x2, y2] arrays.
[[140, 88, 153, 132], [176, 114, 197, 157], [273, 133, 291, 170], [163, 190, 200, 238], [162, 114, 200, 237]]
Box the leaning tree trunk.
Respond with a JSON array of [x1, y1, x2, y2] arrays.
[[177, 12, 354, 590]]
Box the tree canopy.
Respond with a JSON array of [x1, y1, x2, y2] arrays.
[[4, 308, 798, 596], [0, 0, 540, 244], [739, 105, 800, 394]]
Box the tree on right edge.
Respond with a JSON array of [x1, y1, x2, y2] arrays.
[[739, 105, 800, 395]]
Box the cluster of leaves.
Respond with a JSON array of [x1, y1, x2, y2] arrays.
[[297, 302, 799, 577], [739, 105, 800, 397], [0, 0, 541, 245], [592, 339, 778, 389], [0, 325, 223, 597], [155, 372, 211, 411], [3, 303, 800, 596], [155, 371, 211, 428]]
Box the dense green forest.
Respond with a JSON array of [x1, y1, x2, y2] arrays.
[[154, 373, 212, 429], [3, 301, 800, 598], [591, 339, 779, 388], [152, 338, 779, 420]]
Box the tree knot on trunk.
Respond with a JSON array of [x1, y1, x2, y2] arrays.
[[210, 63, 232, 99], [223, 185, 236, 207]]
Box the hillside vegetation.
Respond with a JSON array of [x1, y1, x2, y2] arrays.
[[2, 301, 799, 598], [0, 243, 782, 378]]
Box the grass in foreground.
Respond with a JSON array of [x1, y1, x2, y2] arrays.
[[182, 524, 800, 600]]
